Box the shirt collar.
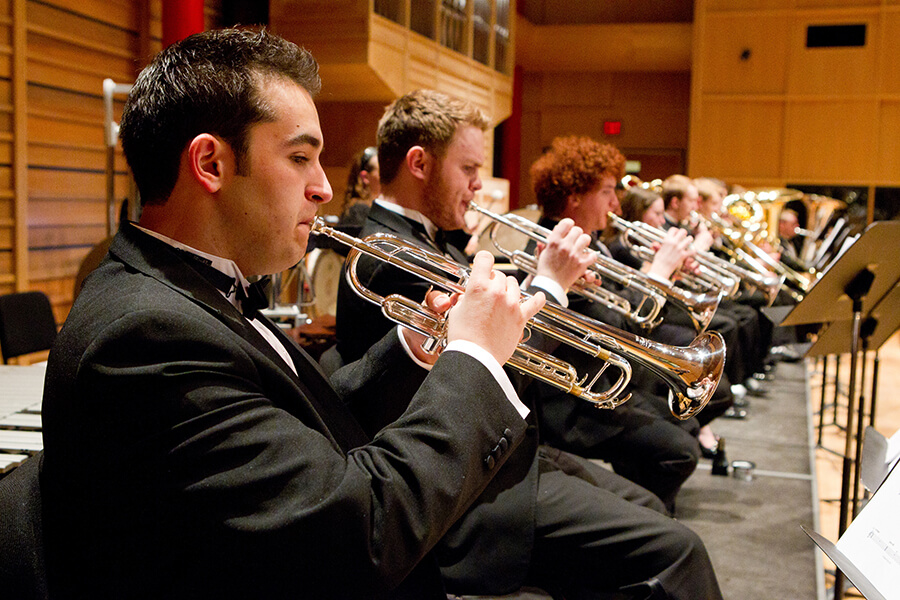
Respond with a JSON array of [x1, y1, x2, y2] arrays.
[[375, 197, 441, 242], [133, 224, 252, 312]]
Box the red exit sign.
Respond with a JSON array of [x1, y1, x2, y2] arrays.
[[603, 121, 622, 136]]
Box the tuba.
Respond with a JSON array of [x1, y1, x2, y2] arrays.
[[311, 218, 726, 419]]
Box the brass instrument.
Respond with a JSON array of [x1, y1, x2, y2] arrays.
[[723, 188, 804, 246], [467, 201, 722, 334], [607, 212, 751, 298], [717, 188, 827, 301], [690, 211, 787, 306], [311, 218, 726, 419]]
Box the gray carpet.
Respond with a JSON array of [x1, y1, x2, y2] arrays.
[[677, 360, 824, 599]]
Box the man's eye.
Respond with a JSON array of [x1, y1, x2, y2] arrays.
[[292, 155, 309, 164]]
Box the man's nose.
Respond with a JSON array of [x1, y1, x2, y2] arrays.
[[307, 166, 333, 204]]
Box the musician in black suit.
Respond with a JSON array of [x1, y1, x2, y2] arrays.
[[335, 89, 724, 600], [38, 29, 547, 600], [661, 175, 768, 402], [525, 136, 706, 513]]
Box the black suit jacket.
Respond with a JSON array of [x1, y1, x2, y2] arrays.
[[40, 223, 527, 600], [334, 203, 542, 594]]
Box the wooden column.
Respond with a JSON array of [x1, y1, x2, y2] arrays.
[[12, 0, 28, 292]]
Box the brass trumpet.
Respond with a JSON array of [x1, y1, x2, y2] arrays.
[[311, 218, 726, 419], [609, 212, 785, 305], [608, 212, 740, 297], [467, 201, 722, 334]]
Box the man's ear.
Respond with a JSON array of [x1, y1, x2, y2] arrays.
[[406, 146, 430, 182], [187, 134, 228, 194]]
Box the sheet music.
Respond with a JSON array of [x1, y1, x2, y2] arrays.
[[820, 232, 860, 276], [835, 461, 900, 599], [886, 430, 900, 475]]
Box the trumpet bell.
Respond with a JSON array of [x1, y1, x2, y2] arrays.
[[667, 331, 726, 419]]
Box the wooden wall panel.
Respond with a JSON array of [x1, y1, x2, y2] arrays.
[[701, 13, 789, 94], [0, 0, 15, 295], [690, 0, 900, 195], [881, 12, 900, 95], [0, 0, 163, 324], [787, 13, 878, 95], [878, 101, 900, 182], [518, 69, 691, 206], [784, 100, 877, 182], [689, 100, 784, 180]]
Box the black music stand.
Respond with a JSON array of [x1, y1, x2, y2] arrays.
[[806, 283, 900, 524], [761, 221, 900, 600]]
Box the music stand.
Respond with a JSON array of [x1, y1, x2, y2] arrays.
[[807, 283, 900, 522], [803, 457, 900, 600], [762, 221, 900, 600]]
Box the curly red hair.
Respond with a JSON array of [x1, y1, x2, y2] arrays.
[[529, 136, 625, 218]]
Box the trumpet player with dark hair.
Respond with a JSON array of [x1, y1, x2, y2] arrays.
[[334, 90, 723, 600], [39, 29, 549, 600]]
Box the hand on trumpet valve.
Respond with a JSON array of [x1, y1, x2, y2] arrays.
[[647, 227, 696, 281], [691, 222, 714, 252], [401, 288, 457, 365], [534, 218, 598, 292], [448, 251, 546, 366]]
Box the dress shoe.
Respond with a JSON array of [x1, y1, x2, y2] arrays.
[[768, 344, 803, 363], [700, 441, 718, 460], [722, 406, 747, 419], [743, 377, 768, 397]]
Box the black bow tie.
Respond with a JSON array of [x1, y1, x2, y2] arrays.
[[237, 278, 271, 318], [177, 249, 270, 318]]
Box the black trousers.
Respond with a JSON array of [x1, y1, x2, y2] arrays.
[[523, 447, 724, 600]]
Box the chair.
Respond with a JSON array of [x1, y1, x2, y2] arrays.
[[0, 291, 58, 364], [0, 452, 49, 600]]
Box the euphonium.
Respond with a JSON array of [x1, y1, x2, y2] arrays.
[[705, 210, 812, 302], [467, 201, 721, 334], [311, 218, 726, 419]]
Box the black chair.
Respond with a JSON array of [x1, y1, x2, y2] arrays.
[[0, 291, 57, 364], [0, 452, 49, 600]]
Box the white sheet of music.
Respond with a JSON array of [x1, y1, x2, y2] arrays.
[[835, 460, 900, 599]]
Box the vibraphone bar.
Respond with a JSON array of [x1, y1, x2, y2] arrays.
[[0, 364, 46, 474]]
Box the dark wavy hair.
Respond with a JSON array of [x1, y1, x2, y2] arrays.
[[119, 28, 321, 206], [529, 136, 625, 218], [620, 186, 663, 223]]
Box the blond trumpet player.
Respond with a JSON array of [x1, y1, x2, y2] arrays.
[[334, 91, 723, 600]]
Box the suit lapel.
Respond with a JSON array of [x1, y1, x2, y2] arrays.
[[367, 203, 469, 264], [111, 224, 371, 451]]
